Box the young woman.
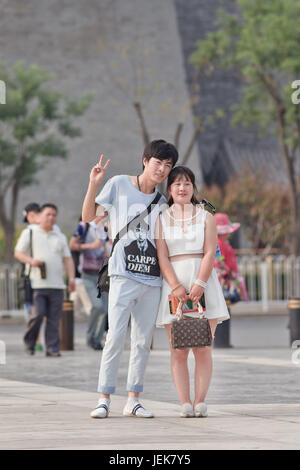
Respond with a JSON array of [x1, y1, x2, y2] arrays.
[[155, 166, 230, 418]]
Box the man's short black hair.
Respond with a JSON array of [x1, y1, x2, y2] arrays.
[[142, 139, 178, 169], [40, 203, 58, 213]]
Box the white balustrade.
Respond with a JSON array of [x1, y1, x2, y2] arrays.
[[1, 257, 300, 312]]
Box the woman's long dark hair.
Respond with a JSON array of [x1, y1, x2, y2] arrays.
[[167, 166, 199, 206]]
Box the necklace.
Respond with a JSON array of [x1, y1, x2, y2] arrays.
[[136, 175, 155, 193], [169, 205, 198, 233]]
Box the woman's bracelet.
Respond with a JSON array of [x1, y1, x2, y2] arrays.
[[171, 283, 182, 292], [194, 279, 208, 289]]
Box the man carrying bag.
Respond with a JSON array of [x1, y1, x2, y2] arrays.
[[82, 140, 178, 419]]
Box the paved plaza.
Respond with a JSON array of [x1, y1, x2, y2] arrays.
[[1, 315, 300, 450]]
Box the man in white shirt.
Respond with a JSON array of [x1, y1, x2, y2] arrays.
[[15, 203, 75, 357]]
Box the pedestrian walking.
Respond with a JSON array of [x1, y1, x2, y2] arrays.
[[14, 203, 75, 356], [155, 166, 230, 418], [18, 203, 64, 351], [69, 216, 109, 350], [19, 203, 41, 315], [82, 139, 178, 419], [69, 217, 92, 319]]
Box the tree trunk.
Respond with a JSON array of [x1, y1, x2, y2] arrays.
[[0, 180, 19, 264], [133, 102, 150, 146], [290, 193, 300, 257], [3, 221, 15, 264], [259, 73, 300, 256], [180, 126, 201, 166], [275, 108, 300, 256], [174, 122, 183, 149]]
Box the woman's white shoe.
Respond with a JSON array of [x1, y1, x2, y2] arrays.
[[180, 402, 194, 418], [194, 402, 208, 417]]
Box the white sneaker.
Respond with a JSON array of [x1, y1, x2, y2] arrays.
[[123, 401, 154, 418], [180, 402, 194, 418], [90, 399, 110, 419], [194, 402, 208, 417]]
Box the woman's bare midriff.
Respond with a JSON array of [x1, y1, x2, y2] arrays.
[[169, 253, 204, 262]]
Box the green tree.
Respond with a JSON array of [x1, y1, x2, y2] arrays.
[[190, 0, 300, 255], [0, 62, 93, 263]]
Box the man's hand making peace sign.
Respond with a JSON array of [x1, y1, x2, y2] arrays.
[[90, 154, 111, 186], [82, 154, 111, 222]]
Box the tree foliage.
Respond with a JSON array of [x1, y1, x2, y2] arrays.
[[0, 61, 93, 262], [201, 163, 291, 253], [190, 0, 300, 254]]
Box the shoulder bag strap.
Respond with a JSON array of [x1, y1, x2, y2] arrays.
[[28, 228, 33, 277], [81, 222, 90, 243], [109, 191, 162, 258]]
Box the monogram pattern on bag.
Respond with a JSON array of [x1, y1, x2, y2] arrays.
[[171, 317, 212, 349]]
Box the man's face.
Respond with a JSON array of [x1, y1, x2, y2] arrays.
[[135, 227, 147, 242], [39, 208, 57, 229], [143, 157, 173, 184]]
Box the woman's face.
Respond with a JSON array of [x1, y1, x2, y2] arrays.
[[168, 175, 194, 205]]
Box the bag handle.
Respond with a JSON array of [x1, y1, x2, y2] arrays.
[[81, 222, 90, 243], [175, 301, 205, 321]]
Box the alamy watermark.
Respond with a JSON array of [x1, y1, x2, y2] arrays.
[[291, 80, 300, 104], [0, 80, 6, 104], [0, 340, 6, 365]]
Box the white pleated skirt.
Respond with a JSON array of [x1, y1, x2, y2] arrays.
[[156, 258, 230, 328]]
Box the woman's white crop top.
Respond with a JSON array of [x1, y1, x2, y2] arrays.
[[159, 206, 208, 257]]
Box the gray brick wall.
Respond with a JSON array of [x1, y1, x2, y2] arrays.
[[0, 0, 201, 234]]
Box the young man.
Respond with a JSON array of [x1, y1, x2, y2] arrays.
[[15, 204, 75, 356], [82, 139, 178, 418]]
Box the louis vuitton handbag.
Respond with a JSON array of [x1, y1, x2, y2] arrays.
[[171, 301, 212, 350]]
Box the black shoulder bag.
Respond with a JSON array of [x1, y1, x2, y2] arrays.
[[97, 191, 162, 297]]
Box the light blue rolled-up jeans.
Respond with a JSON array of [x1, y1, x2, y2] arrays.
[[97, 275, 161, 394]]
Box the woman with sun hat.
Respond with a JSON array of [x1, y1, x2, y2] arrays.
[[214, 213, 248, 303]]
